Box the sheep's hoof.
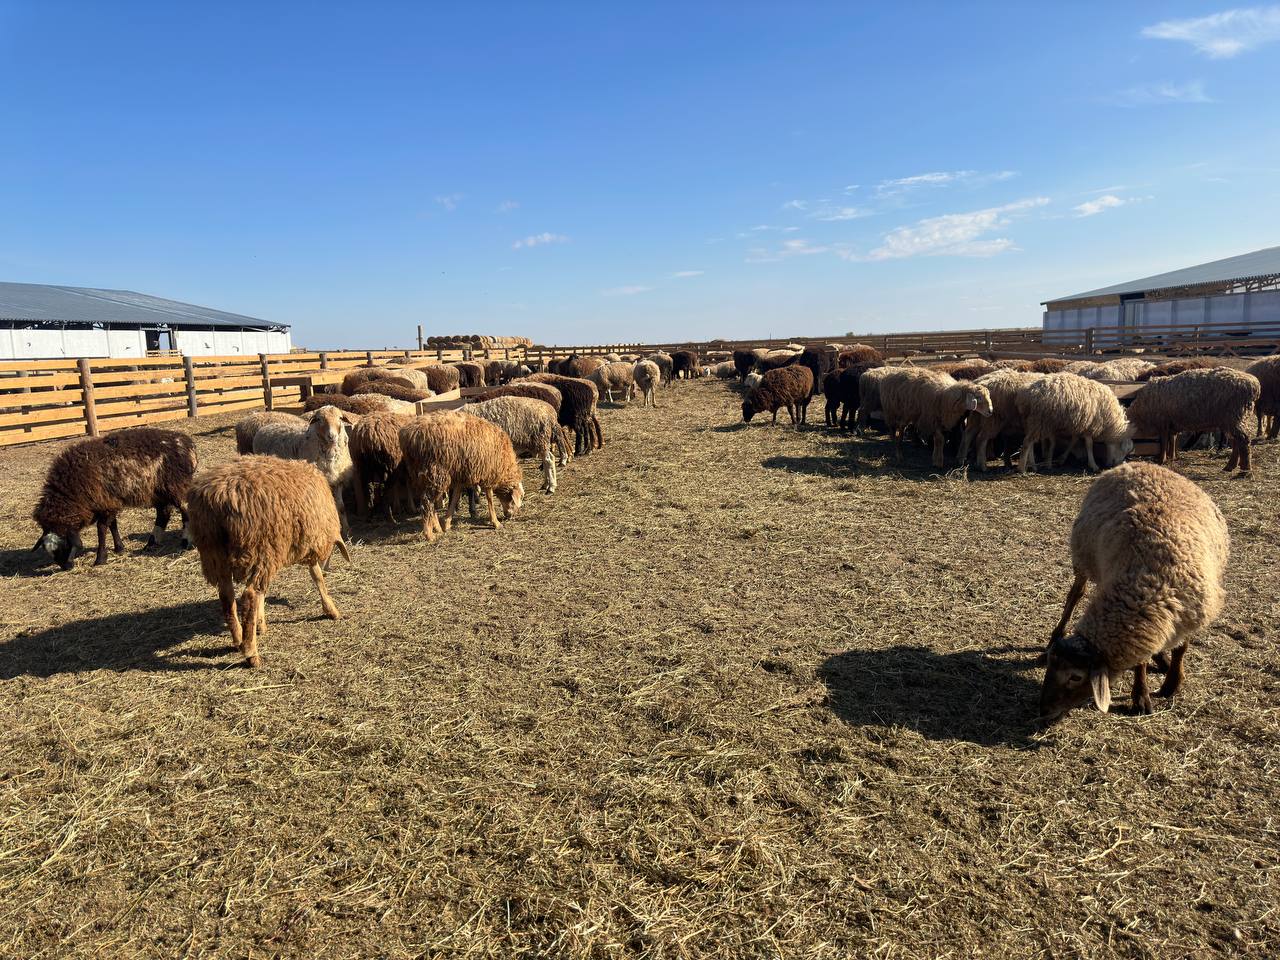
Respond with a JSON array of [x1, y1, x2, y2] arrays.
[[93, 556, 108, 567], [143, 536, 157, 550], [491, 520, 503, 531], [1134, 695, 1154, 716], [325, 609, 341, 621], [246, 655, 263, 669]]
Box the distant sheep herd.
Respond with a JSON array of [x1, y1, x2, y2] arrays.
[[21, 340, 1279, 726]]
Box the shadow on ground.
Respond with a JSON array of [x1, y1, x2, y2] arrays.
[[0, 599, 234, 677], [819, 645, 1041, 747]]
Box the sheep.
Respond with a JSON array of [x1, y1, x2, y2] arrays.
[[1062, 360, 1108, 379], [187, 456, 350, 669], [483, 359, 510, 385], [604, 352, 622, 363], [824, 360, 883, 431], [1039, 462, 1229, 722], [399, 412, 525, 541], [1015, 373, 1134, 473], [450, 361, 487, 388], [351, 380, 435, 403], [838, 344, 885, 368], [671, 349, 700, 380], [794, 345, 837, 396], [464, 395, 569, 493], [590, 361, 636, 403], [742, 365, 814, 427], [991, 359, 1034, 371], [633, 359, 661, 408], [854, 365, 899, 433], [252, 405, 356, 538], [1126, 367, 1260, 473], [1135, 358, 1223, 381], [1245, 354, 1280, 439], [1026, 357, 1070, 374], [562, 355, 604, 379], [1097, 357, 1155, 381], [341, 366, 428, 395], [414, 364, 462, 394], [958, 370, 1044, 471], [879, 368, 994, 468], [931, 358, 993, 381], [744, 371, 764, 391], [303, 392, 415, 417], [648, 351, 674, 385], [470, 381, 562, 413], [32, 427, 197, 569], [755, 349, 801, 374], [732, 349, 757, 381], [236, 411, 306, 455], [527, 373, 604, 454], [712, 360, 737, 379], [348, 410, 414, 521]]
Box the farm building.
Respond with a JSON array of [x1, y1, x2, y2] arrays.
[[0, 282, 291, 360], [1043, 244, 1280, 345]]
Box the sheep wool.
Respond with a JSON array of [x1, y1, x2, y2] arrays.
[[590, 361, 636, 403], [1245, 354, 1280, 439], [1126, 367, 1260, 472], [742, 365, 813, 426], [188, 455, 349, 668], [348, 410, 413, 520], [632, 359, 662, 408], [464, 395, 568, 493], [1039, 462, 1229, 722], [1015, 373, 1133, 473]]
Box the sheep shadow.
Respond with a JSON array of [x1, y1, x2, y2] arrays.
[[819, 645, 1041, 747], [0, 599, 234, 678]]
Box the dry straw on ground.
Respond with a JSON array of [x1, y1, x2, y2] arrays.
[[0, 381, 1277, 958]]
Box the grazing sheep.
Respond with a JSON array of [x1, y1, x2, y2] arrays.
[[838, 344, 886, 368], [794, 345, 838, 396], [349, 410, 414, 520], [712, 360, 737, 379], [451, 361, 487, 388], [633, 359, 661, 408], [823, 360, 883, 431], [959, 370, 1043, 471], [1015, 373, 1134, 473], [755, 349, 801, 374], [253, 405, 356, 538], [351, 380, 435, 403], [931, 358, 994, 381], [341, 366, 427, 395], [236, 411, 306, 455], [590, 361, 636, 403], [470, 381, 562, 413], [1097, 357, 1156, 381], [671, 349, 700, 380], [399, 412, 525, 541], [414, 364, 462, 394], [561, 354, 604, 379], [188, 456, 350, 669], [742, 365, 814, 427], [647, 351, 674, 386], [527, 373, 604, 454], [854, 365, 899, 433], [879, 368, 994, 468], [464, 395, 569, 493], [1245, 354, 1280, 439], [733, 349, 757, 381], [1039, 462, 1229, 722], [1126, 367, 1260, 473], [1135, 358, 1223, 381], [303, 392, 415, 417], [33, 427, 197, 569], [1026, 357, 1070, 374]]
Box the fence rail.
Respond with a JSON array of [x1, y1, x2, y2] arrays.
[[3, 318, 1277, 448]]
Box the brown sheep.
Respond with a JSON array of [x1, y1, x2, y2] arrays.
[[33, 427, 197, 569], [527, 373, 604, 455], [349, 411, 414, 521], [1244, 354, 1280, 440], [340, 366, 420, 395], [451, 361, 487, 388], [838, 344, 885, 368], [399, 412, 525, 541], [188, 456, 350, 669], [302, 392, 414, 417], [562, 354, 604, 379], [413, 363, 462, 394], [1026, 357, 1070, 374], [671, 350, 700, 380], [469, 381, 562, 413], [351, 380, 435, 403], [1126, 367, 1260, 473], [742, 365, 814, 427], [1135, 357, 1223, 382]]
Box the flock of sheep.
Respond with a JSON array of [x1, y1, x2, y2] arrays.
[[22, 338, 1272, 723], [27, 350, 686, 668]]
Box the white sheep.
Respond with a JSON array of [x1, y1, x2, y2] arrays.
[[1015, 373, 1134, 473], [878, 368, 993, 468], [253, 405, 355, 537], [463, 395, 569, 493], [633, 359, 662, 407]]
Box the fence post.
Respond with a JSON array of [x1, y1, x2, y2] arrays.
[[259, 353, 273, 411], [78, 358, 99, 437], [183, 356, 198, 417], [436, 346, 443, 363], [366, 350, 374, 364], [417, 324, 424, 351], [504, 347, 510, 360], [403, 349, 411, 359], [319, 351, 329, 370], [1084, 328, 1095, 354]]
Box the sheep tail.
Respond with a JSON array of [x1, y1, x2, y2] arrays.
[[334, 539, 352, 564]]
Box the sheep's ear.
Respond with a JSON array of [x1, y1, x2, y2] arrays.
[[964, 395, 979, 411], [1090, 668, 1111, 713]]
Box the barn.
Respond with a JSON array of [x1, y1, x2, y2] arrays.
[[0, 282, 291, 359], [1043, 244, 1280, 346]]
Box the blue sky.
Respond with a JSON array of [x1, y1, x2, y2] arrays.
[[1, 2, 1278, 348]]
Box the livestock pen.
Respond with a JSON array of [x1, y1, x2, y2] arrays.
[[1, 377, 1277, 957]]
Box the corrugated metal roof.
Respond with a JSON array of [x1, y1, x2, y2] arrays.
[[0, 282, 285, 329], [1044, 245, 1280, 304]]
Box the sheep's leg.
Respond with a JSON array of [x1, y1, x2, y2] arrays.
[[218, 578, 243, 651], [443, 487, 460, 531], [109, 517, 125, 553], [485, 489, 502, 530], [541, 448, 556, 493], [238, 588, 262, 668], [1018, 436, 1036, 473], [1083, 435, 1099, 472], [94, 519, 110, 566], [1131, 662, 1153, 715], [177, 504, 192, 548], [958, 422, 976, 466], [422, 503, 440, 542], [1269, 416, 1279, 441], [1170, 431, 1180, 463], [254, 590, 267, 637], [931, 430, 946, 469], [1155, 643, 1188, 698], [309, 563, 341, 620], [593, 416, 604, 449], [1239, 431, 1252, 471], [144, 506, 167, 549]]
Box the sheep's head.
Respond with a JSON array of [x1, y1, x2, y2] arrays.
[[1106, 425, 1137, 466], [34, 529, 84, 570], [309, 406, 349, 450], [1039, 634, 1110, 724], [741, 396, 759, 422], [963, 383, 994, 418], [497, 480, 525, 518]]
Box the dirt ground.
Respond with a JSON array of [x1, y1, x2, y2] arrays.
[[0, 380, 1277, 958]]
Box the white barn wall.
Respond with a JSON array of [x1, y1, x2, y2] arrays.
[[1043, 290, 1280, 344], [0, 327, 145, 359], [174, 329, 292, 356]]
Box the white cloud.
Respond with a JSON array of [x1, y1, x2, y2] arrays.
[[746, 238, 831, 263], [435, 193, 463, 211], [670, 270, 704, 278], [512, 232, 568, 250], [1073, 194, 1127, 217], [812, 206, 871, 221], [874, 169, 1017, 197], [496, 200, 520, 213], [1108, 80, 1212, 106], [782, 199, 808, 211], [1142, 6, 1280, 58], [863, 197, 1049, 261], [601, 285, 652, 297]]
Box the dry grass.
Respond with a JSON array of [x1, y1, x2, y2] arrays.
[[1, 381, 1278, 958]]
